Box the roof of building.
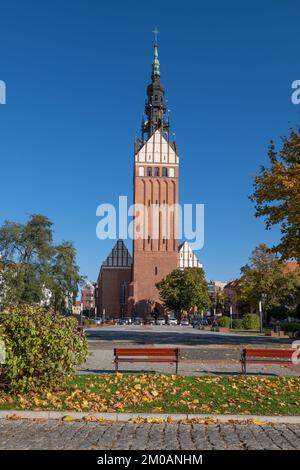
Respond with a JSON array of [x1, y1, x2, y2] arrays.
[[283, 261, 299, 273], [178, 240, 203, 269], [101, 239, 132, 269], [224, 279, 242, 289]]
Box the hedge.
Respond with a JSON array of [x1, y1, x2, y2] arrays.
[[0, 305, 88, 393]]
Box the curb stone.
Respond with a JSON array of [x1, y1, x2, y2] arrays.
[[1, 410, 300, 424]]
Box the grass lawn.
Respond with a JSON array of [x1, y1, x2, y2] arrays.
[[1, 374, 300, 415]]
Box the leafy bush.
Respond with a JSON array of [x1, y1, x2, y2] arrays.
[[232, 319, 243, 329], [242, 314, 260, 330], [83, 319, 94, 326], [218, 316, 230, 328], [269, 306, 288, 320], [281, 323, 300, 333], [0, 306, 88, 393]]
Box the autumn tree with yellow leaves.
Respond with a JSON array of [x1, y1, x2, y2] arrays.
[[251, 129, 300, 261]]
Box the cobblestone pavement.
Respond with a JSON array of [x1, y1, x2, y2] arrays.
[[1, 420, 300, 450]]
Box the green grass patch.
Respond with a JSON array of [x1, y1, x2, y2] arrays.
[[1, 374, 300, 415]]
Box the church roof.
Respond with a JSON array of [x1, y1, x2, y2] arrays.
[[178, 241, 203, 269], [101, 239, 132, 269]]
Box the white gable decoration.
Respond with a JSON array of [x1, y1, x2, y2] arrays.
[[135, 130, 179, 165], [178, 241, 203, 269]]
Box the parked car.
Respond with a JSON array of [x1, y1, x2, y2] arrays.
[[167, 318, 178, 326], [95, 317, 102, 325], [156, 317, 166, 325], [144, 318, 155, 325], [133, 317, 143, 325], [293, 329, 300, 340], [180, 318, 190, 326]]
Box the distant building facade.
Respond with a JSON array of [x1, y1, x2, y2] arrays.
[[73, 300, 81, 316], [223, 279, 242, 317], [81, 281, 96, 315]]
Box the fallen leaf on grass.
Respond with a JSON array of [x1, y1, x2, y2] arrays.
[[62, 415, 75, 421]]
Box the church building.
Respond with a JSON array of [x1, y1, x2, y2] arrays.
[[96, 33, 202, 319]]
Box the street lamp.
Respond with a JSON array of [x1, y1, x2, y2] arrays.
[[259, 301, 263, 333], [230, 305, 233, 329], [259, 294, 267, 333], [80, 301, 83, 326]]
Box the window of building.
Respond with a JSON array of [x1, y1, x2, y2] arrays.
[[154, 167, 159, 177], [163, 237, 166, 244], [139, 166, 144, 177], [162, 167, 167, 177], [155, 266, 158, 275], [120, 283, 127, 305], [148, 235, 151, 243], [169, 167, 175, 178], [147, 167, 152, 177]]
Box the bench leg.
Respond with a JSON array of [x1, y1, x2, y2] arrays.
[[115, 360, 118, 373], [175, 361, 178, 375], [241, 360, 246, 375]]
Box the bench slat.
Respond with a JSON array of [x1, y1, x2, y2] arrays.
[[114, 347, 179, 373], [114, 358, 177, 363], [115, 348, 178, 357], [115, 348, 178, 353], [245, 349, 293, 358], [246, 359, 293, 364]]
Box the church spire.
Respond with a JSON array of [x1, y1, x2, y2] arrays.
[[141, 29, 170, 141], [152, 27, 160, 80]]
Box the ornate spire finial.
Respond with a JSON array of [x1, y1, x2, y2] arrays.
[[152, 27, 159, 45], [152, 27, 160, 79]]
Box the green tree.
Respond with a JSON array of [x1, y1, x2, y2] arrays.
[[0, 215, 53, 306], [239, 244, 299, 318], [209, 286, 225, 314], [0, 215, 82, 312], [49, 241, 82, 313], [156, 268, 211, 321], [250, 129, 300, 261]]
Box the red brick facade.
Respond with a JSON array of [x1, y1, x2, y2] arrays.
[[97, 266, 132, 317], [96, 239, 132, 317], [96, 38, 180, 319], [130, 152, 179, 316]]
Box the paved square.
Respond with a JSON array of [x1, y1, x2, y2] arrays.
[[82, 325, 300, 376]]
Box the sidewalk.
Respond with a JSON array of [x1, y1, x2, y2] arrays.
[[1, 409, 300, 423]]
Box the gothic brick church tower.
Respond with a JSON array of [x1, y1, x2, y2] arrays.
[[96, 32, 192, 319], [128, 31, 179, 316]]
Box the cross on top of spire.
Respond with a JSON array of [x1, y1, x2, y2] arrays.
[[152, 27, 159, 45]]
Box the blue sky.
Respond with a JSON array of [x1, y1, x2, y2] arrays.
[[0, 0, 299, 283]]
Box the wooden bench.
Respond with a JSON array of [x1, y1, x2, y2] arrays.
[[241, 348, 294, 374], [114, 348, 180, 374]]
